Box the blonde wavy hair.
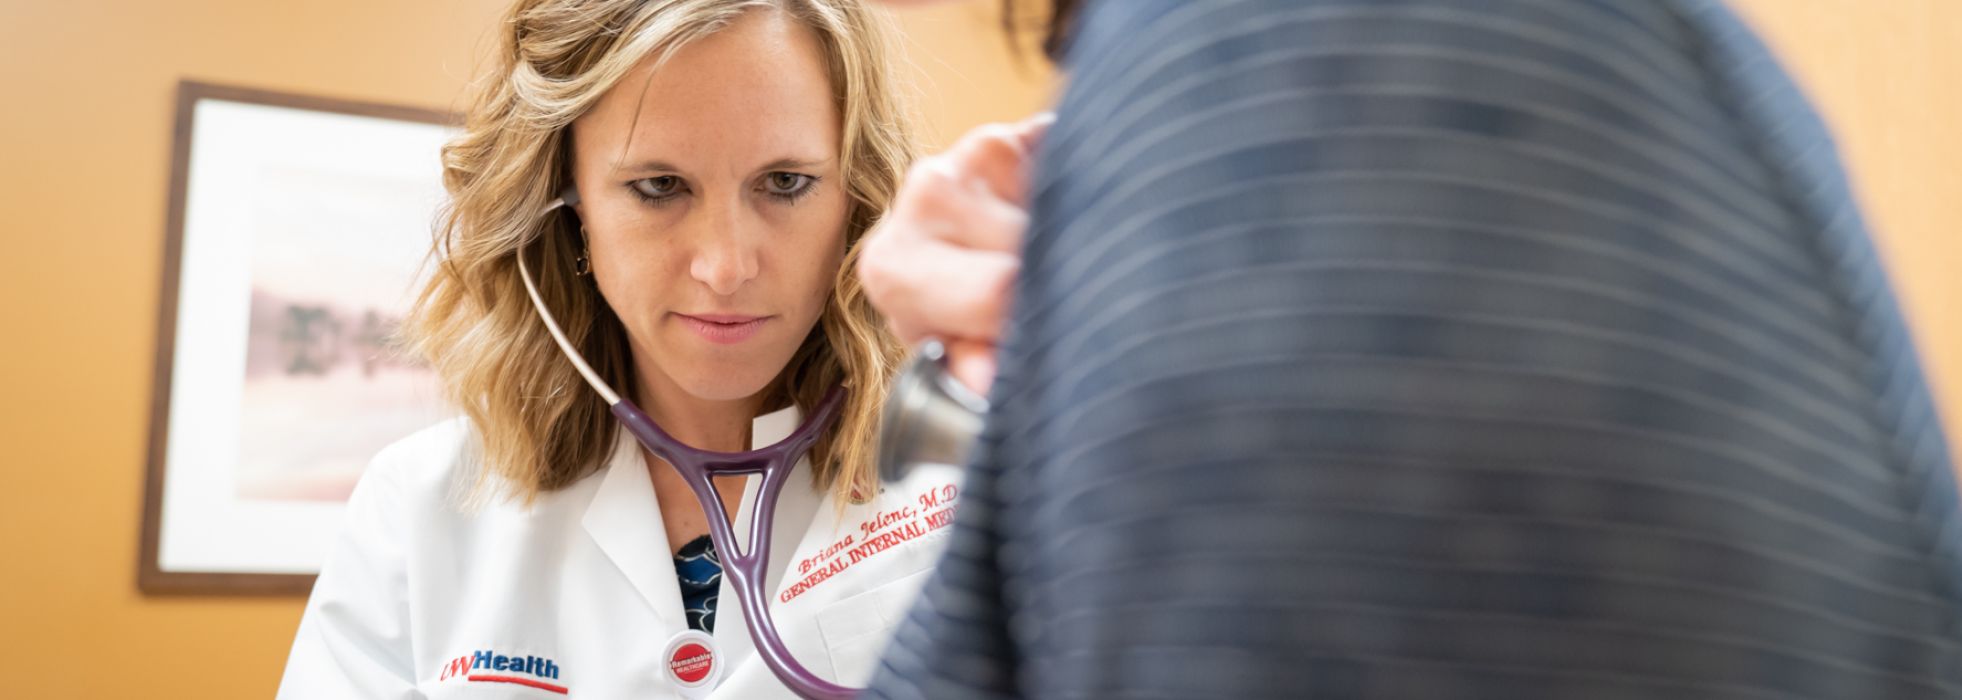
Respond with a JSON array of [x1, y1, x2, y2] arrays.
[[406, 0, 914, 508]]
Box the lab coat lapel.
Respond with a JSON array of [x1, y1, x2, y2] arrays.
[[579, 432, 685, 628], [752, 405, 828, 600], [712, 404, 828, 670]]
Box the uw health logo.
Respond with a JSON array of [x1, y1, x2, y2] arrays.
[[437, 649, 567, 695]]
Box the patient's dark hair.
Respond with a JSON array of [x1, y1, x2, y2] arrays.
[[1003, 0, 1083, 61]]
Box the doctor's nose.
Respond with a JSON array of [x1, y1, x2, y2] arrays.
[[685, 198, 762, 296]]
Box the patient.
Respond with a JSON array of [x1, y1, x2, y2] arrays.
[[859, 0, 1962, 698]]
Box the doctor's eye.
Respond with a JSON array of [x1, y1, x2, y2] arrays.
[[629, 176, 687, 205], [760, 172, 818, 204]]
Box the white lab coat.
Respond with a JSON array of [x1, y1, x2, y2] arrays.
[[277, 403, 962, 698]]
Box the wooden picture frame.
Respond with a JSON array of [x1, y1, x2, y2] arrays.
[[139, 80, 458, 595]]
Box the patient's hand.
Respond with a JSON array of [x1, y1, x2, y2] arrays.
[[858, 112, 1051, 393]]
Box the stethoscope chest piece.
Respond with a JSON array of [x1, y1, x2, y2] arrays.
[[877, 339, 990, 484]]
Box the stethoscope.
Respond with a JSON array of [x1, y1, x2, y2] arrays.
[[522, 187, 986, 700]]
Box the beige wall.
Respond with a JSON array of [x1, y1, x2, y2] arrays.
[[0, 1, 1951, 698], [1727, 0, 1962, 446]]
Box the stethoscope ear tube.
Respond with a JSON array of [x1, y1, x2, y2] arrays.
[[877, 339, 989, 484]]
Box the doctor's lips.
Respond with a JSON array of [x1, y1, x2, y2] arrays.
[[673, 312, 772, 344]]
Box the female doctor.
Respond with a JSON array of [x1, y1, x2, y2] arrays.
[[276, 0, 960, 696]]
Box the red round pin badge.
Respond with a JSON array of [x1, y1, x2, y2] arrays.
[[670, 642, 713, 682], [663, 630, 721, 694]]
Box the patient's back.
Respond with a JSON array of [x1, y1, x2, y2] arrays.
[[867, 1, 1962, 697]]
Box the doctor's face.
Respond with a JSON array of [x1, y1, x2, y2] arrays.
[[567, 9, 847, 405]]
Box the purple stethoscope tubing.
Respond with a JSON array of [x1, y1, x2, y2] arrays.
[[520, 189, 857, 700], [614, 389, 852, 700]]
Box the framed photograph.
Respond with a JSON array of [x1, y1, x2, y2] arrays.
[[139, 81, 459, 595]]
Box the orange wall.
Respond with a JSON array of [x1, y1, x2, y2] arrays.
[[0, 1, 1950, 698]]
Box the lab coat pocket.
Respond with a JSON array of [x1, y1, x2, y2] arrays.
[[813, 567, 933, 685]]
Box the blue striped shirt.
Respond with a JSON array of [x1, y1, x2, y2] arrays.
[[866, 1, 1962, 698]]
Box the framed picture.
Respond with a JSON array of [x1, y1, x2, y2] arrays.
[[139, 81, 459, 595]]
